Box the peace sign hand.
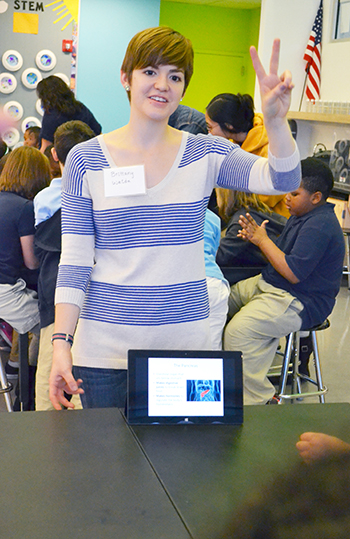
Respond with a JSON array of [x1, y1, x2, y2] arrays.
[[250, 39, 294, 123]]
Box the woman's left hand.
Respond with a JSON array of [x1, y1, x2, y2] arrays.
[[250, 39, 293, 123]]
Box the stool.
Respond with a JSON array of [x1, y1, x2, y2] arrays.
[[0, 359, 13, 412], [276, 320, 329, 403], [18, 332, 31, 411], [342, 231, 350, 289]]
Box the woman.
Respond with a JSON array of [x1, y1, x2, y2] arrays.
[[37, 75, 102, 152], [49, 27, 300, 410], [206, 92, 290, 218], [216, 190, 286, 285]]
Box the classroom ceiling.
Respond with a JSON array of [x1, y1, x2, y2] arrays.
[[162, 0, 261, 8]]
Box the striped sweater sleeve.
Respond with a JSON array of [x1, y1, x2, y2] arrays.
[[55, 140, 105, 308], [216, 140, 301, 195]]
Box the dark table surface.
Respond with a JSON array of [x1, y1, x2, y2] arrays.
[[0, 403, 349, 539], [0, 408, 191, 539], [133, 403, 350, 539]]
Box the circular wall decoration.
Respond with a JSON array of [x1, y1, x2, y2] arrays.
[[3, 100, 23, 121], [0, 72, 17, 94], [2, 50, 23, 72], [36, 49, 57, 72], [2, 127, 20, 148], [21, 68, 42, 89], [21, 116, 42, 133], [36, 99, 45, 116], [53, 72, 70, 86]]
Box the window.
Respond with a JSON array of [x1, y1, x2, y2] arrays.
[[334, 0, 350, 39]]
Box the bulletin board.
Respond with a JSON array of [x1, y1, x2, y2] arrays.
[[0, 0, 79, 147]]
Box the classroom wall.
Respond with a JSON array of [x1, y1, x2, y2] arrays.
[[256, 0, 350, 158], [76, 0, 160, 133], [0, 2, 74, 145], [2, 1, 259, 136], [159, 1, 260, 114]]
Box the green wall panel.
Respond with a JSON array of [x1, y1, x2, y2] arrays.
[[159, 2, 260, 114]]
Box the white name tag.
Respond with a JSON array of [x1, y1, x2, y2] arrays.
[[104, 165, 146, 197]]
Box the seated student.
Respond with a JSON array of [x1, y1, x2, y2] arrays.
[[205, 92, 290, 219], [0, 137, 8, 159], [216, 190, 286, 284], [220, 452, 350, 538], [23, 126, 40, 148], [224, 158, 345, 405], [204, 209, 230, 349], [0, 152, 10, 175], [168, 104, 208, 135], [216, 189, 310, 374], [0, 146, 51, 378], [34, 120, 95, 411], [43, 144, 61, 180]]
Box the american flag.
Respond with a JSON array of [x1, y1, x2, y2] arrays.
[[303, 0, 323, 101]]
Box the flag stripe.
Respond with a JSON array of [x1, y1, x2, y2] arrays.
[[303, 1, 323, 101]]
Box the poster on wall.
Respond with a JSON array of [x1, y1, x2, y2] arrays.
[[0, 0, 79, 145]]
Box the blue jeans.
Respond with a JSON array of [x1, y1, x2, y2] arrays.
[[73, 366, 127, 409]]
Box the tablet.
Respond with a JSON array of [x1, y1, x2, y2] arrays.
[[127, 350, 243, 425]]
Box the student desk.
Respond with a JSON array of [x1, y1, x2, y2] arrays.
[[0, 404, 349, 539]]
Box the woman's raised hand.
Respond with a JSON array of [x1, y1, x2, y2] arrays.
[[250, 39, 293, 123]]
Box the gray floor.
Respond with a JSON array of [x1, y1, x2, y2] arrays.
[[269, 280, 350, 405], [313, 281, 350, 404], [0, 280, 349, 412]]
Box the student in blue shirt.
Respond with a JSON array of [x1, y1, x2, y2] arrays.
[[224, 157, 345, 405]]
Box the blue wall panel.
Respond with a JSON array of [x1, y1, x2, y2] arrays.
[[77, 0, 161, 133]]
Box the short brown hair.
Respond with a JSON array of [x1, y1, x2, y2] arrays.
[[121, 26, 194, 94], [0, 146, 51, 200], [54, 120, 95, 165]]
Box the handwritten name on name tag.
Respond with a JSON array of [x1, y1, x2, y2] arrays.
[[104, 165, 146, 197]]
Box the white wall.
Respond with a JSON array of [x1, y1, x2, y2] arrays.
[[255, 0, 320, 112], [256, 0, 350, 158], [321, 0, 350, 100]]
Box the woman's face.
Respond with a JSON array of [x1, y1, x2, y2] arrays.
[[205, 113, 230, 139], [122, 65, 185, 122]]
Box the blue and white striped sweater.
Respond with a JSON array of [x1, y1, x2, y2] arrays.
[[55, 131, 300, 369]]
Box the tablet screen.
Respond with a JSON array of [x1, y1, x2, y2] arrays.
[[127, 350, 243, 425]]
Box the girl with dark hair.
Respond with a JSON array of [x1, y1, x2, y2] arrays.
[[206, 93, 255, 144], [206, 92, 289, 217], [36, 75, 102, 152]]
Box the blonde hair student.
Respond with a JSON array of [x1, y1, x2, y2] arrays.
[[49, 26, 301, 410]]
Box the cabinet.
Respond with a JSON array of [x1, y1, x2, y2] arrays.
[[287, 111, 350, 198]]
